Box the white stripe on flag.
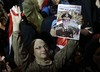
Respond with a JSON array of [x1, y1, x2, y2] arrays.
[[9, 34, 12, 54]]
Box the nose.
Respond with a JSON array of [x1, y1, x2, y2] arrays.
[[41, 46, 46, 51]]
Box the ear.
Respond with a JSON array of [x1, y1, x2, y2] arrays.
[[37, 0, 44, 9]]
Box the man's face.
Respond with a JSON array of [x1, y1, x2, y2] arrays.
[[52, 0, 60, 5], [62, 16, 71, 26], [34, 39, 49, 59]]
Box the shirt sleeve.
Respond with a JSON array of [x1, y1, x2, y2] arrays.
[[12, 31, 29, 70], [54, 40, 76, 69]]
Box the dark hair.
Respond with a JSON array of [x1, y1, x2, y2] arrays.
[[29, 39, 36, 54], [0, 3, 8, 25], [61, 13, 72, 19], [61, 13, 66, 18], [28, 39, 36, 62], [0, 61, 7, 71]]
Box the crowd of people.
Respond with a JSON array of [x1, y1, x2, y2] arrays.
[[0, 0, 100, 72]]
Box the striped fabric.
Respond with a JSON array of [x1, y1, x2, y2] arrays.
[[8, 13, 13, 54]]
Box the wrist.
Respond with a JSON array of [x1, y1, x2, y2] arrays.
[[13, 25, 20, 32]]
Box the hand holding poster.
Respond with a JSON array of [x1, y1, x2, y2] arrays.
[[52, 4, 82, 40]]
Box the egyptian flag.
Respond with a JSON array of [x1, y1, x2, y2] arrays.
[[8, 9, 24, 54], [42, 0, 48, 8], [57, 37, 69, 49], [8, 13, 13, 54]]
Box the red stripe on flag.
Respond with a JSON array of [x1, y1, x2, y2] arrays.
[[8, 13, 13, 39], [8, 13, 13, 54], [57, 37, 68, 46], [42, 0, 48, 8]]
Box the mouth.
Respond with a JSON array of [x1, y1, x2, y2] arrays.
[[41, 52, 47, 54]]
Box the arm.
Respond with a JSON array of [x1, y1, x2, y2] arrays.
[[54, 40, 77, 69], [11, 6, 29, 67], [12, 31, 29, 67]]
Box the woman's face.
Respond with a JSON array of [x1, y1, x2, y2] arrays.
[[34, 39, 49, 59]]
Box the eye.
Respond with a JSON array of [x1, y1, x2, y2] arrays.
[[35, 46, 41, 49], [43, 44, 48, 48], [35, 48, 39, 49]]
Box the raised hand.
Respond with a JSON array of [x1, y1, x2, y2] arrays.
[[10, 5, 22, 32]]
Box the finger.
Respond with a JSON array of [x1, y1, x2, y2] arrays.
[[11, 9, 19, 16], [18, 6, 21, 13], [12, 6, 14, 10], [18, 6, 21, 17], [12, 5, 18, 14], [10, 9, 13, 18], [15, 5, 18, 11], [12, 6, 15, 11]]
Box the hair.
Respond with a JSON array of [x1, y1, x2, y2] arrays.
[[28, 39, 37, 62], [0, 2, 8, 25], [29, 39, 36, 54], [61, 13, 72, 19], [0, 61, 7, 71]]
